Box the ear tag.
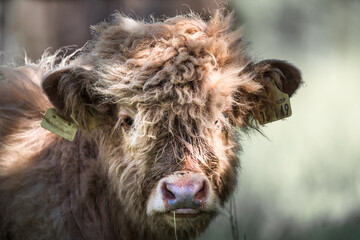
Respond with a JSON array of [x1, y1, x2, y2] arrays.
[[85, 108, 99, 131], [258, 79, 292, 124], [70, 108, 99, 131], [41, 108, 79, 141]]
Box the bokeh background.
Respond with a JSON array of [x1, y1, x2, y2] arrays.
[[1, 0, 359, 239]]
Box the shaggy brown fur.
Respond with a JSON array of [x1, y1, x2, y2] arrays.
[[0, 11, 301, 240]]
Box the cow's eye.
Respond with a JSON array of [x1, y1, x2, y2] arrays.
[[119, 109, 134, 129], [123, 117, 134, 128], [215, 119, 222, 130], [215, 118, 227, 132]]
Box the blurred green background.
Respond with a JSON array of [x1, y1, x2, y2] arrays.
[[1, 0, 359, 239]]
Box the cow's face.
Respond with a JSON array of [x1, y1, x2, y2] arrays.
[[42, 11, 301, 238], [111, 68, 244, 234]]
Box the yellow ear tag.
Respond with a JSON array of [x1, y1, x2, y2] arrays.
[[258, 79, 292, 124], [41, 108, 79, 141], [70, 108, 99, 132], [85, 108, 99, 131]]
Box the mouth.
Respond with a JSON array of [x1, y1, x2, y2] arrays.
[[165, 208, 202, 219]]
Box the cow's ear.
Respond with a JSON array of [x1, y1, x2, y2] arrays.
[[41, 66, 102, 130], [249, 59, 302, 125], [231, 59, 302, 127], [253, 59, 302, 97]]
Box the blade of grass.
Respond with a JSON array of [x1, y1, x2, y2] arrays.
[[173, 211, 178, 240], [229, 198, 240, 240]]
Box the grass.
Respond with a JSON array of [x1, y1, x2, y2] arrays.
[[173, 212, 178, 240]]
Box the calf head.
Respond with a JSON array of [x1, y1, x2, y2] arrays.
[[42, 11, 301, 239]]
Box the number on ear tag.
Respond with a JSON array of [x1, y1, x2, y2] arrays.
[[41, 108, 79, 141], [258, 79, 292, 124]]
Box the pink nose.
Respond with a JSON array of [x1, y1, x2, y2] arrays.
[[161, 172, 209, 209]]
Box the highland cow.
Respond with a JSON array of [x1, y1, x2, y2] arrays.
[[0, 11, 301, 240]]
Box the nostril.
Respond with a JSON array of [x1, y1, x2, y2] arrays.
[[162, 182, 176, 200], [195, 180, 208, 201]]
